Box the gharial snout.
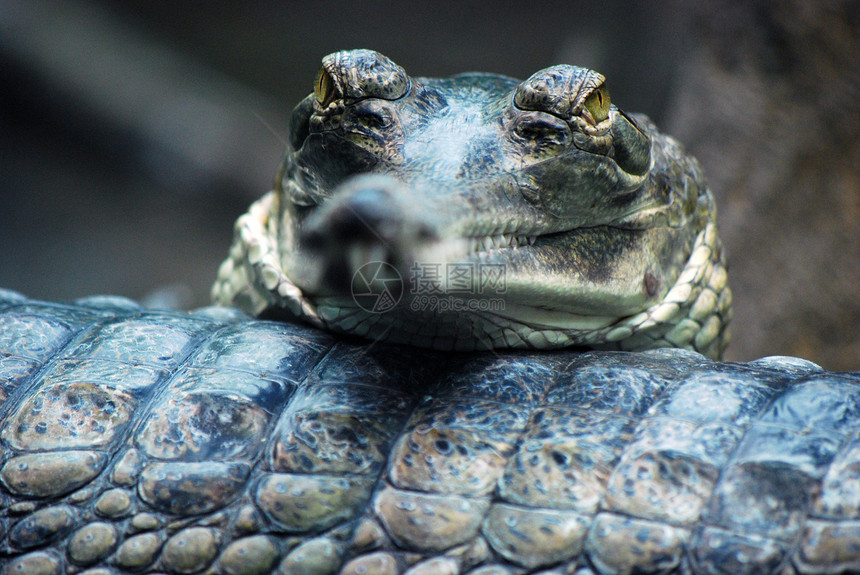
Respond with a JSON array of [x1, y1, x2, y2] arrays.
[[294, 174, 438, 296]]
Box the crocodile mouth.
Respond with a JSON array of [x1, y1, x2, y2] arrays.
[[465, 233, 538, 253], [213, 174, 728, 357], [278, 169, 702, 338]]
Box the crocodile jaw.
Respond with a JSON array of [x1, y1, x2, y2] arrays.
[[212, 177, 731, 358]]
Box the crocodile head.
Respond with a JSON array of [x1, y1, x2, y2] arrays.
[[213, 49, 730, 357]]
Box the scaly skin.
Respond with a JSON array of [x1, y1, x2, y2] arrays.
[[212, 49, 731, 358], [0, 290, 859, 574], [0, 51, 780, 574]]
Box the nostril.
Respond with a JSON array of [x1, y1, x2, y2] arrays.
[[416, 222, 438, 242], [300, 190, 396, 250], [300, 226, 326, 250], [295, 174, 438, 298], [326, 185, 402, 244]]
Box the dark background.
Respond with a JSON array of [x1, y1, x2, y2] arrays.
[[2, 1, 858, 369]]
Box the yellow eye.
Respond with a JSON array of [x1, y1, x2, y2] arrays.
[[583, 84, 611, 124], [314, 68, 337, 107]]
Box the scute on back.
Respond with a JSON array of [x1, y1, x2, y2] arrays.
[[2, 290, 860, 574]]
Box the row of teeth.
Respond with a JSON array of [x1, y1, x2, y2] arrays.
[[468, 234, 537, 252]]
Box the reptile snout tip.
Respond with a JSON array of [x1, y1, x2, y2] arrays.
[[298, 175, 435, 295]]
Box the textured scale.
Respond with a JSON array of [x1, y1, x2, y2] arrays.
[[1, 288, 859, 574]]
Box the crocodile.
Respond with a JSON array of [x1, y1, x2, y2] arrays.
[[1, 50, 858, 574], [211, 49, 730, 358]]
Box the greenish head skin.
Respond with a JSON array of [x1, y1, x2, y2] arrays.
[[213, 49, 731, 357]]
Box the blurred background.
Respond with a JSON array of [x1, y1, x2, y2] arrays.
[[1, 0, 858, 369]]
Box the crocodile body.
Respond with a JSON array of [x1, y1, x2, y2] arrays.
[[1, 51, 849, 574], [2, 289, 860, 574]]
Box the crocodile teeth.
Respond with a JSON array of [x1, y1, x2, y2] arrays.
[[468, 234, 537, 253]]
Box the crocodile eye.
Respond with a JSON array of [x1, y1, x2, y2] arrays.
[[514, 64, 607, 123], [582, 84, 610, 125], [314, 68, 338, 107]]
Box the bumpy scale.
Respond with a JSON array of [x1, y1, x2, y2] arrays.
[[1, 289, 860, 574]]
